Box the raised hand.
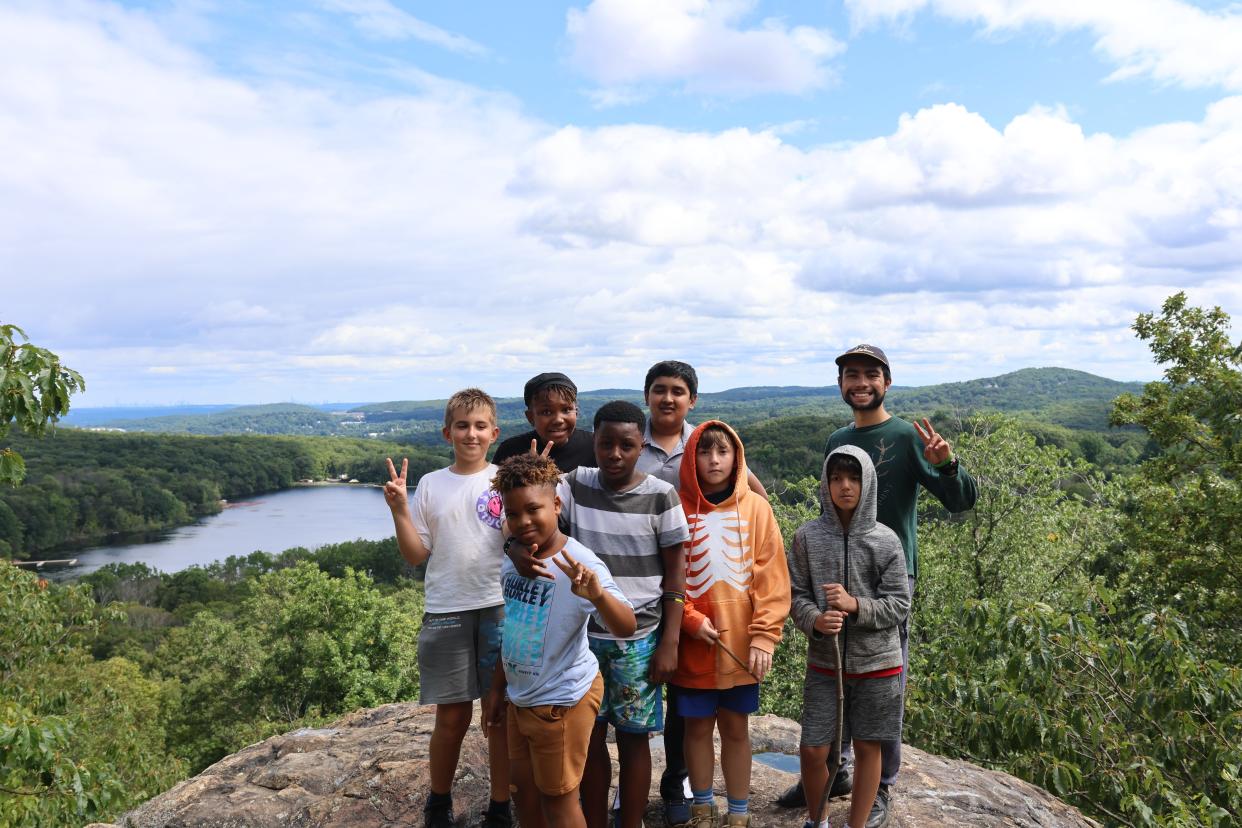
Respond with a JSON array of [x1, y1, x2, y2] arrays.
[[553, 549, 602, 601], [383, 458, 409, 512], [507, 539, 553, 580], [913, 417, 952, 466], [525, 439, 555, 458]]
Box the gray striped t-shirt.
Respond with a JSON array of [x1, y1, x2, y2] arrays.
[[557, 467, 690, 641]]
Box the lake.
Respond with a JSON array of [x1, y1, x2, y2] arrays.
[[45, 485, 401, 580]]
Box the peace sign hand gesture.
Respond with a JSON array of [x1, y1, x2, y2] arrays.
[[913, 418, 952, 466], [553, 550, 603, 601], [383, 458, 409, 513]]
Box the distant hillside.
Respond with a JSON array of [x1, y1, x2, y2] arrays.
[[97, 403, 366, 437], [73, 367, 1148, 439]]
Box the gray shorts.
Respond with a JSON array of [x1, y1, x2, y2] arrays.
[[418, 605, 504, 705], [800, 667, 903, 746]]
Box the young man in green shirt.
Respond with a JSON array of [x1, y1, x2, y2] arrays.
[[779, 344, 978, 828]]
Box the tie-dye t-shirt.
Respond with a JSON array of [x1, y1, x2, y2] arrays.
[[500, 537, 630, 707]]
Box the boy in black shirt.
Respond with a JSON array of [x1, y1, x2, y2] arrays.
[[493, 372, 595, 473]]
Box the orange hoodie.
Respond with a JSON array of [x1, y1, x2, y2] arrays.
[[673, 420, 791, 689]]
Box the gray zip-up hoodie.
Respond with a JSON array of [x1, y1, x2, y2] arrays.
[[788, 445, 910, 674]]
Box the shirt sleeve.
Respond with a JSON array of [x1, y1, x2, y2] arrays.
[[556, 472, 573, 535], [655, 484, 691, 546], [910, 432, 979, 514], [409, 474, 434, 551]]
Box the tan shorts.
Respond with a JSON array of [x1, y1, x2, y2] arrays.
[[507, 672, 604, 796]]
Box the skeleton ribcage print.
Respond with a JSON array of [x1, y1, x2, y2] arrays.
[[685, 510, 752, 597]]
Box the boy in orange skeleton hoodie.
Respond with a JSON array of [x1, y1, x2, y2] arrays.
[[672, 421, 791, 828]]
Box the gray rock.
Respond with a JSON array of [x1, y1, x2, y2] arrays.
[[108, 705, 1099, 827]]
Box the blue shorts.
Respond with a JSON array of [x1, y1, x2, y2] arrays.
[[675, 683, 761, 718], [589, 629, 664, 733]]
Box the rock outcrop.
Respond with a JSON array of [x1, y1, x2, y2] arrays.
[[97, 704, 1099, 827]]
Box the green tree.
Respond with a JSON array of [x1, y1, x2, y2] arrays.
[[0, 324, 84, 486], [0, 563, 180, 827], [1110, 293, 1242, 657], [158, 561, 422, 771]]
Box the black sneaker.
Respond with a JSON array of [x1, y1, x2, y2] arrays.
[[864, 784, 892, 828], [775, 781, 805, 809], [424, 799, 454, 828], [830, 766, 852, 799], [774, 765, 850, 809], [480, 804, 512, 828]]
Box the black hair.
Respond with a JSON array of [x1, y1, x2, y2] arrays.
[[593, 399, 646, 433], [529, 383, 578, 408], [644, 360, 698, 397], [825, 452, 863, 479]]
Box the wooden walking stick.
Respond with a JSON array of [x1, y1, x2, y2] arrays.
[[813, 629, 845, 828]]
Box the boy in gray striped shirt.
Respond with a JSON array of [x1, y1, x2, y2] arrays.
[[557, 400, 691, 828]]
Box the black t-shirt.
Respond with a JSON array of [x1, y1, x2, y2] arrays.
[[492, 428, 596, 474]]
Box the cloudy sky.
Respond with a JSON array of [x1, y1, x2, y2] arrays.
[[4, 0, 1240, 406]]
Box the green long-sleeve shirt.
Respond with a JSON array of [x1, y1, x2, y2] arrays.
[[825, 416, 978, 579]]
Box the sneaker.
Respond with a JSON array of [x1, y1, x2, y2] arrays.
[[480, 804, 512, 828], [663, 796, 692, 827], [830, 766, 852, 799], [775, 763, 851, 809], [423, 799, 454, 828], [863, 784, 892, 828], [686, 802, 718, 828], [775, 782, 805, 809]]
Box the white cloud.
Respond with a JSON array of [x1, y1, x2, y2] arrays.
[[565, 0, 844, 98], [845, 0, 1242, 91], [314, 0, 486, 56], [3, 2, 1239, 404]]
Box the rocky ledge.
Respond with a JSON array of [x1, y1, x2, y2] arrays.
[[92, 704, 1099, 827]]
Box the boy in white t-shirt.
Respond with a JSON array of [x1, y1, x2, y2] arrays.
[[383, 388, 511, 828]]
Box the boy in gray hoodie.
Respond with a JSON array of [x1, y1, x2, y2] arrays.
[[788, 445, 910, 828]]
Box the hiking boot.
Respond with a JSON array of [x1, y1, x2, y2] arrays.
[[864, 784, 892, 828], [723, 814, 750, 828], [663, 796, 692, 827], [423, 798, 454, 828], [686, 802, 718, 828]]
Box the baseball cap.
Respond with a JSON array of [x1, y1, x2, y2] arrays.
[[834, 344, 889, 369], [523, 372, 577, 406]]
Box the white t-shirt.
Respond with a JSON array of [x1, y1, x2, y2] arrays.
[[411, 465, 505, 613]]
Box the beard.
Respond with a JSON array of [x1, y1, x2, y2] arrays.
[[841, 386, 886, 411]]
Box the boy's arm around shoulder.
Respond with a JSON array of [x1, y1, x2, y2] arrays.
[[747, 500, 790, 654], [787, 524, 824, 640], [852, 527, 910, 631], [585, 555, 637, 638]]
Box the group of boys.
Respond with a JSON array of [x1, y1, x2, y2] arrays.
[[383, 350, 978, 828]]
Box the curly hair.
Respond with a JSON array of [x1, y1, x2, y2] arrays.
[[492, 452, 562, 493]]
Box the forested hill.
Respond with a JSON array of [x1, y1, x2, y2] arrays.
[[74, 367, 1147, 438]]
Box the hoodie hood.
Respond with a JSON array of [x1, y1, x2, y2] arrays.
[[679, 420, 748, 508], [819, 444, 878, 535]]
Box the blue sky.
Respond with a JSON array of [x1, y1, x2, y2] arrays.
[[3, 0, 1240, 405]]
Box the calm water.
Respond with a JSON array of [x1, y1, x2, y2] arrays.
[[45, 485, 401, 580]]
